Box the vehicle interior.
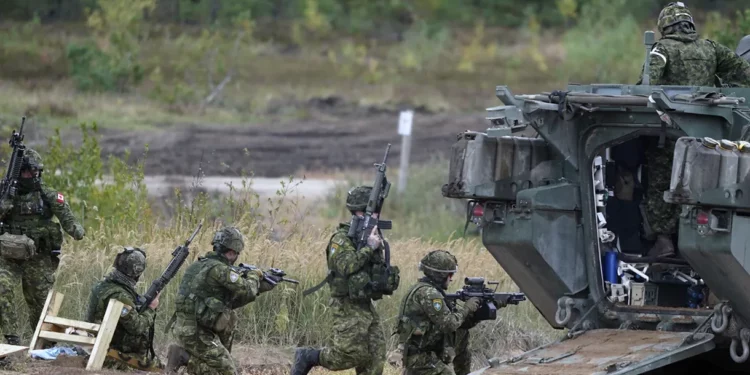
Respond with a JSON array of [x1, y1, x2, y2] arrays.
[[593, 135, 714, 311]]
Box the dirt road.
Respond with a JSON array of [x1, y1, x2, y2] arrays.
[[72, 97, 489, 177]]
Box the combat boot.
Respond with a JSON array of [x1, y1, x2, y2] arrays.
[[648, 235, 675, 258], [292, 347, 321, 375], [165, 344, 190, 373], [3, 335, 20, 346]]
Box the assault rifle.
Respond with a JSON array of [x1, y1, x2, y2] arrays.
[[0, 117, 27, 202], [237, 263, 300, 286], [445, 277, 526, 321], [137, 220, 203, 313]]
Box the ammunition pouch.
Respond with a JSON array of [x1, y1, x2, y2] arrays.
[[0, 233, 36, 260], [347, 270, 374, 301], [195, 297, 231, 333]]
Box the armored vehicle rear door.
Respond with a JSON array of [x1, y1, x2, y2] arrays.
[[469, 329, 714, 375]]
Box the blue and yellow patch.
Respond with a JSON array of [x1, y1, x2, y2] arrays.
[[432, 298, 443, 311]]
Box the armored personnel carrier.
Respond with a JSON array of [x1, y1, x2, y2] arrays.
[[443, 33, 750, 374]]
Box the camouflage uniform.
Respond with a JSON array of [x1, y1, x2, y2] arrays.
[[396, 250, 480, 375], [169, 227, 273, 375], [85, 247, 162, 372], [293, 186, 401, 375], [636, 2, 750, 255], [0, 149, 84, 344]]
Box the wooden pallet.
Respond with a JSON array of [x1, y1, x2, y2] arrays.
[[29, 290, 123, 371]]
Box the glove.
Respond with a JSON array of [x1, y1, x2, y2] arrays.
[[0, 199, 13, 213], [386, 344, 404, 368], [464, 297, 481, 313], [72, 224, 85, 240], [259, 279, 276, 293]]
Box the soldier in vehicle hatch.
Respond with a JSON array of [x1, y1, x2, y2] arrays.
[[636, 2, 750, 257]]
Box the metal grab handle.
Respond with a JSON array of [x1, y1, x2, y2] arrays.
[[730, 329, 750, 363], [711, 303, 732, 334], [555, 297, 575, 326]]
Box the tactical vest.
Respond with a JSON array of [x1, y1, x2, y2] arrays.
[[656, 36, 718, 86], [175, 254, 235, 332], [85, 280, 149, 354], [2, 190, 63, 252], [396, 280, 457, 354]]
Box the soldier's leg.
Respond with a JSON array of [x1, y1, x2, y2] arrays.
[[453, 329, 471, 375], [180, 329, 237, 375], [645, 140, 679, 235], [404, 352, 455, 375], [0, 258, 21, 340], [21, 255, 59, 331], [357, 304, 385, 375], [319, 300, 373, 371]]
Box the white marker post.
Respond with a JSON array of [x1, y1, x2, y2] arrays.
[[397, 110, 414, 194]]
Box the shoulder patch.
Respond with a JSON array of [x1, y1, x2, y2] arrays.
[[121, 305, 132, 317], [432, 298, 443, 311], [332, 236, 345, 246], [329, 243, 339, 256], [229, 271, 240, 283], [56, 193, 65, 204]]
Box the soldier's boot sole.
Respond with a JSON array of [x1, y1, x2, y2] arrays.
[[165, 344, 189, 373], [292, 347, 321, 375]]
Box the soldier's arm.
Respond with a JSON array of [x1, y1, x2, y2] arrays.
[[713, 41, 750, 87], [209, 264, 259, 309], [110, 291, 155, 337], [41, 185, 84, 240], [644, 43, 668, 85], [329, 233, 373, 276], [416, 287, 469, 333]]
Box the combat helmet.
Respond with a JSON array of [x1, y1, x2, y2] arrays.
[[22, 149, 43, 172], [657, 2, 695, 33], [419, 249, 458, 283], [114, 247, 147, 281], [346, 186, 371, 212], [212, 226, 245, 253]]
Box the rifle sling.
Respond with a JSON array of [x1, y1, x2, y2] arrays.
[[303, 231, 339, 297]]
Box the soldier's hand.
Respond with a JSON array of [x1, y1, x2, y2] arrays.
[[149, 292, 161, 310], [465, 297, 481, 313], [259, 279, 276, 293], [0, 199, 13, 213], [367, 226, 382, 249], [386, 344, 403, 368], [72, 224, 85, 240]]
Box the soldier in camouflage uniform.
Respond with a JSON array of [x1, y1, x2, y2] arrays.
[[85, 247, 163, 372], [166, 226, 277, 375], [637, 2, 750, 257], [292, 186, 400, 375], [0, 149, 84, 345], [391, 250, 482, 375]]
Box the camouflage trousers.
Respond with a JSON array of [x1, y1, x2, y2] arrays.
[[175, 326, 236, 375], [403, 329, 470, 375], [319, 297, 386, 374], [645, 140, 680, 235], [0, 254, 59, 337]]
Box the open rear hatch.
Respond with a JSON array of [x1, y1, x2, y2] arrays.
[[470, 329, 714, 375]]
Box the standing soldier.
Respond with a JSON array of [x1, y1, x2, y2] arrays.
[[85, 247, 163, 372], [166, 226, 278, 375], [392, 250, 482, 375], [637, 2, 750, 257], [292, 186, 400, 375], [0, 149, 84, 345]]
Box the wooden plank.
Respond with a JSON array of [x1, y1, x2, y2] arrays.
[[86, 299, 123, 371], [38, 331, 96, 346], [29, 291, 64, 351], [0, 344, 28, 358], [43, 316, 100, 332]]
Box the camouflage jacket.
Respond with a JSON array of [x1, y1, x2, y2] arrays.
[[396, 279, 472, 354], [172, 252, 261, 337], [326, 222, 384, 299], [638, 31, 750, 87], [85, 278, 155, 355], [0, 183, 83, 252]]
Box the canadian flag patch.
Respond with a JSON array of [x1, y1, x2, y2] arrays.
[[56, 193, 64, 203]]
